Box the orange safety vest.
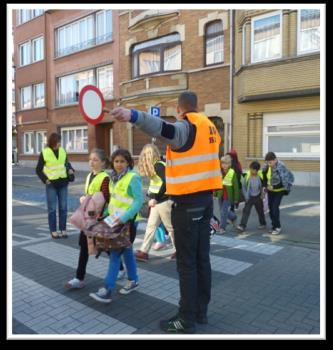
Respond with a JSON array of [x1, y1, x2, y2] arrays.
[[165, 112, 223, 195]]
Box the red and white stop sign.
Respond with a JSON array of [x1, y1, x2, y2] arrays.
[[79, 85, 105, 125]]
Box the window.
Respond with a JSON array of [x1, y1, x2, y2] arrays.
[[97, 65, 113, 99], [23, 132, 34, 154], [57, 65, 113, 105], [36, 131, 47, 153], [20, 86, 32, 110], [19, 42, 31, 66], [298, 9, 320, 54], [251, 11, 282, 63], [61, 127, 88, 153], [17, 9, 44, 25], [34, 83, 45, 107], [96, 10, 112, 43], [32, 37, 44, 62], [56, 11, 112, 57], [263, 110, 320, 158], [205, 20, 224, 65], [132, 33, 181, 77]]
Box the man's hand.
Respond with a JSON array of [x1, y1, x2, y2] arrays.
[[104, 107, 131, 122], [148, 199, 157, 207]]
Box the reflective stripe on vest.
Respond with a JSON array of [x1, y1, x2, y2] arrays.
[[84, 171, 109, 195], [267, 167, 285, 192], [222, 168, 235, 187], [148, 161, 166, 194], [42, 147, 67, 180], [108, 171, 137, 219], [166, 112, 222, 195]]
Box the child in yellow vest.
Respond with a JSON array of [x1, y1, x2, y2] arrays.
[[89, 149, 143, 303]]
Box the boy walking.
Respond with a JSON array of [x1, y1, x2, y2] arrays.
[[237, 161, 266, 233]]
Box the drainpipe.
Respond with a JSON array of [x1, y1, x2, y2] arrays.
[[229, 9, 234, 152]]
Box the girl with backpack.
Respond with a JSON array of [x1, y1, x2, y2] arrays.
[[65, 148, 110, 289], [89, 149, 143, 303]]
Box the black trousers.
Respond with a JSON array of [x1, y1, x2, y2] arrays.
[[240, 194, 266, 228], [171, 199, 213, 327], [267, 191, 284, 229], [76, 222, 137, 279]]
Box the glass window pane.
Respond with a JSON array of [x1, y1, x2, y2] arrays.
[[20, 42, 31, 66], [268, 135, 320, 155], [132, 33, 180, 53], [87, 16, 94, 42], [33, 37, 44, 61], [83, 129, 88, 151], [253, 14, 281, 62], [267, 124, 320, 132], [75, 129, 82, 151], [299, 9, 320, 53], [34, 83, 44, 107], [164, 44, 181, 70], [139, 50, 160, 75], [206, 21, 223, 35], [21, 86, 31, 109], [98, 65, 113, 99], [206, 35, 224, 64]]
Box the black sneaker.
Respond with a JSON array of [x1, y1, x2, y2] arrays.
[[160, 316, 196, 334]]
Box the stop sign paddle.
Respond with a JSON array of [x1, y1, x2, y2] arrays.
[[79, 85, 105, 125]]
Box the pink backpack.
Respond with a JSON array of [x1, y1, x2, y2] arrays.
[[70, 192, 106, 231]]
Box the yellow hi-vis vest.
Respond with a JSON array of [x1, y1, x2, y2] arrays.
[[108, 171, 139, 221], [148, 160, 166, 194], [243, 170, 263, 191], [85, 171, 109, 195], [42, 147, 67, 180], [267, 167, 285, 192], [222, 168, 235, 187], [165, 112, 222, 195]]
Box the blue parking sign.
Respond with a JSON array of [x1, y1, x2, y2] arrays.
[[149, 106, 160, 118]]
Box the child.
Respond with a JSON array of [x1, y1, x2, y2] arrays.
[[236, 161, 267, 233], [214, 155, 240, 234], [89, 149, 143, 303], [65, 148, 110, 289], [135, 144, 176, 262]]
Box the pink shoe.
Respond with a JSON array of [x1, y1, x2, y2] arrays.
[[152, 242, 166, 250]]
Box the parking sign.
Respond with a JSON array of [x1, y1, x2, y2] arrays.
[[149, 106, 160, 117]]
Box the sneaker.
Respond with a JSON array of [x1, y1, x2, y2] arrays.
[[169, 252, 177, 260], [257, 225, 267, 230], [119, 280, 139, 295], [135, 250, 149, 262], [236, 225, 245, 233], [117, 270, 126, 280], [89, 287, 112, 303], [160, 315, 196, 334], [64, 278, 85, 289], [271, 228, 282, 235], [59, 230, 68, 238], [152, 242, 167, 250]]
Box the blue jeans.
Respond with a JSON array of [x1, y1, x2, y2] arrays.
[[105, 247, 138, 291], [46, 184, 68, 232], [219, 198, 237, 230]]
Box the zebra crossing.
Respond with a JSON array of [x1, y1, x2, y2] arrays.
[[12, 227, 285, 334]]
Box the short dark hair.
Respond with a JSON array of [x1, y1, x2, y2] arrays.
[[249, 161, 261, 171], [178, 91, 198, 112], [265, 152, 277, 161], [110, 149, 134, 170], [47, 133, 61, 149]]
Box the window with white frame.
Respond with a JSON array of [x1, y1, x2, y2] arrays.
[[35, 131, 47, 153], [34, 83, 45, 107], [205, 20, 224, 65], [56, 10, 112, 57], [23, 132, 34, 154], [61, 127, 88, 153], [251, 11, 282, 63], [96, 10, 112, 44], [32, 36, 44, 62], [263, 110, 320, 158], [20, 86, 32, 110], [132, 33, 181, 77], [298, 9, 320, 54], [58, 70, 94, 105], [17, 9, 44, 25], [19, 41, 31, 66], [97, 65, 113, 99]]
